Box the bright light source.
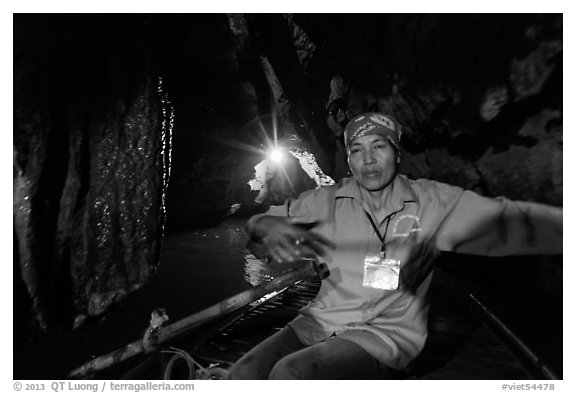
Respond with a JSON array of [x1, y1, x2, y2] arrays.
[[267, 147, 285, 164]]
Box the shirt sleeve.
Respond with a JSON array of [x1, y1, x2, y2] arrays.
[[245, 186, 334, 238], [264, 187, 332, 223], [435, 190, 563, 256]]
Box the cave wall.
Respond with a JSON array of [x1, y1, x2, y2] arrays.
[[162, 14, 561, 231], [14, 15, 172, 334]]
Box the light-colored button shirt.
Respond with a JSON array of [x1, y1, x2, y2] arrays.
[[259, 174, 562, 369]]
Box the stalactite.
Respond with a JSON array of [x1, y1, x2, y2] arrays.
[[14, 15, 171, 333]]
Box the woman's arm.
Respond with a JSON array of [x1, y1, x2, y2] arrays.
[[436, 190, 562, 256]]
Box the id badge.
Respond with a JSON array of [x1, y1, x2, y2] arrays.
[[363, 255, 401, 290]]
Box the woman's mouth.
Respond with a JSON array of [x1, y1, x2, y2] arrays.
[[363, 171, 381, 178]]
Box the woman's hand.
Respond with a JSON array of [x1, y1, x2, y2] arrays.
[[248, 216, 336, 263]]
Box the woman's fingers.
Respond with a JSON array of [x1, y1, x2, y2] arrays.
[[291, 232, 336, 257], [260, 220, 336, 263], [307, 232, 337, 250], [263, 236, 300, 263]]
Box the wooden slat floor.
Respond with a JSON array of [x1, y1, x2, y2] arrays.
[[182, 275, 532, 380]]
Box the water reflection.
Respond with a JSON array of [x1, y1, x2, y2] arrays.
[[169, 220, 315, 289]]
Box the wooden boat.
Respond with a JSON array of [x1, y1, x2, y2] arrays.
[[70, 260, 559, 380]]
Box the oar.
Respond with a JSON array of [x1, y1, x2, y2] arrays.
[[69, 260, 328, 379]]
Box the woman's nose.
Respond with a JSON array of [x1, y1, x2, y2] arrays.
[[363, 150, 376, 164]]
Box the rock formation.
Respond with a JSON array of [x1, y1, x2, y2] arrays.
[[14, 15, 172, 334]]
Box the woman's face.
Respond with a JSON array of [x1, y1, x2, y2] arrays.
[[347, 134, 398, 193]]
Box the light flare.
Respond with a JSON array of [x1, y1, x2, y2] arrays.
[[267, 147, 285, 164]]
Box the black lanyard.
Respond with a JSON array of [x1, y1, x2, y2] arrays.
[[364, 211, 393, 258]]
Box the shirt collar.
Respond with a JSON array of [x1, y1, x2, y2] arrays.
[[334, 174, 417, 211]]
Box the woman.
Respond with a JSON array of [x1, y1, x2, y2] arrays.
[[230, 112, 563, 379]]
